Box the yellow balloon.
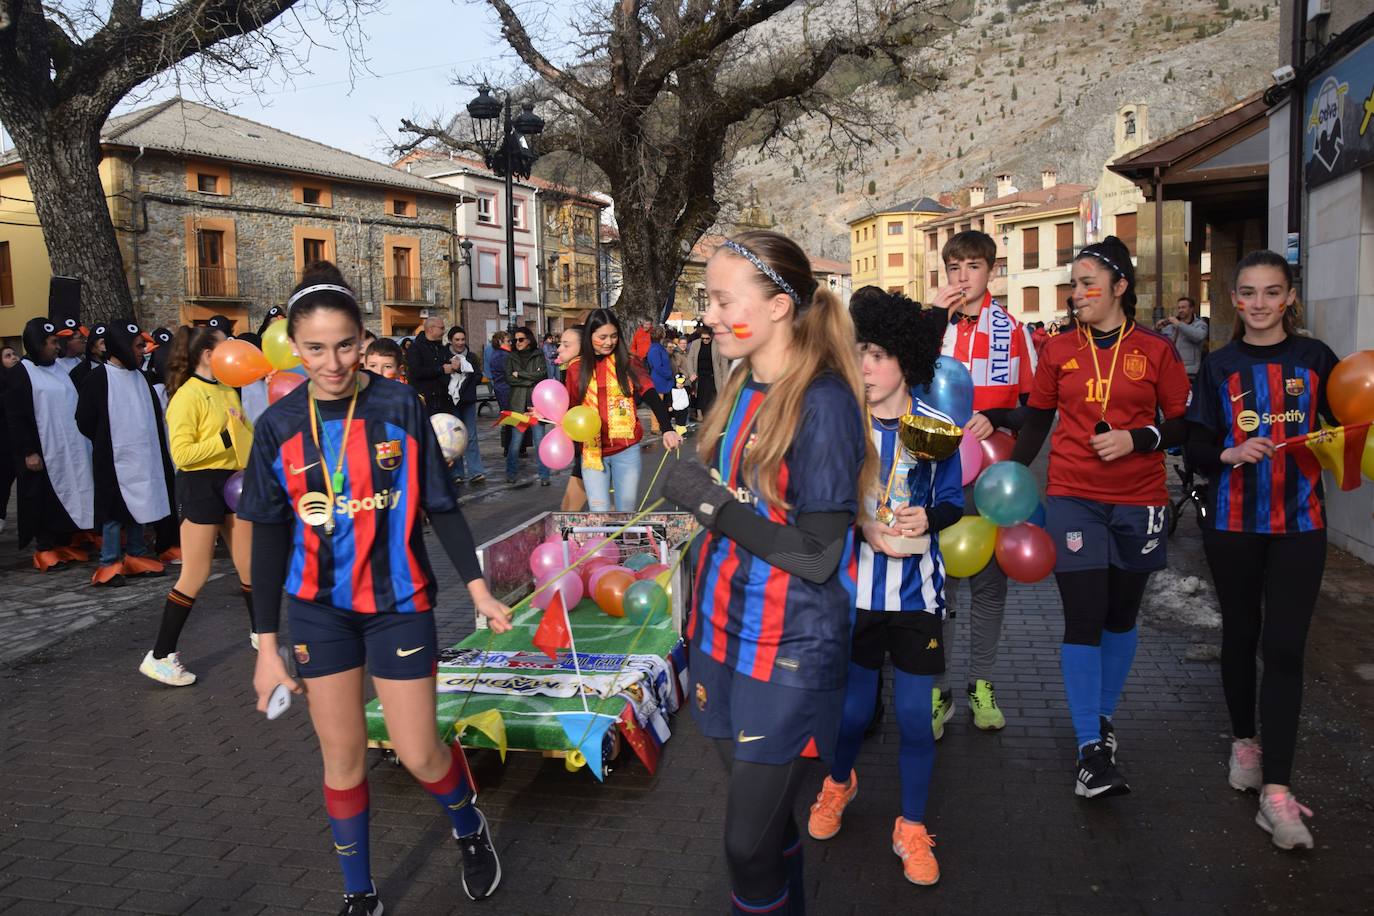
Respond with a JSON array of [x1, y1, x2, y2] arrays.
[[262, 319, 301, 371], [941, 515, 997, 578], [1362, 431, 1374, 482], [563, 405, 602, 443]]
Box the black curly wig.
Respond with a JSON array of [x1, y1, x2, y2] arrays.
[[850, 286, 945, 390]]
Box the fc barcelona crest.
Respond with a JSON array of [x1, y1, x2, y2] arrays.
[[1122, 352, 1148, 381], [1285, 377, 1306, 397], [374, 439, 402, 470]]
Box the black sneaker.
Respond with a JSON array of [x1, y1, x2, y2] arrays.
[[1099, 716, 1117, 764], [337, 883, 382, 916], [457, 808, 502, 900], [1074, 741, 1130, 799]]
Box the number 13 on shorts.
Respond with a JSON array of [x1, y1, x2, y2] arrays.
[[1145, 505, 1166, 536]]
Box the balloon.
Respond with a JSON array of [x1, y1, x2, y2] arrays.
[[1028, 502, 1047, 528], [261, 319, 300, 371], [921, 357, 974, 426], [592, 568, 636, 618], [528, 541, 569, 580], [980, 431, 1015, 470], [223, 470, 244, 513], [580, 556, 616, 590], [973, 461, 1041, 527], [430, 414, 468, 463], [636, 562, 671, 582], [1328, 350, 1374, 425], [623, 551, 658, 572], [995, 523, 1057, 583], [958, 430, 983, 486], [538, 428, 574, 470], [563, 405, 601, 444], [532, 567, 584, 611], [587, 563, 630, 599], [622, 580, 670, 626], [532, 379, 571, 421], [211, 339, 271, 387], [267, 371, 306, 404], [941, 515, 997, 578]]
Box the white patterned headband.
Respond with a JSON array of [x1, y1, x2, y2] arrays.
[[1078, 247, 1124, 278], [721, 240, 802, 307], [287, 284, 356, 309]]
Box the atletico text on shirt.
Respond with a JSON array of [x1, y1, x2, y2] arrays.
[[941, 294, 1036, 410]]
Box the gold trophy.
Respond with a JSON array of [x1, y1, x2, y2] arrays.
[[884, 414, 965, 555]]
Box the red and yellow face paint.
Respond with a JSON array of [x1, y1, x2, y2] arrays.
[[730, 323, 754, 340]]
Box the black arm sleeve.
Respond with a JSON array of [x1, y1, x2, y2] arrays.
[[429, 508, 484, 584], [1129, 416, 1187, 453], [981, 393, 1031, 432], [712, 505, 851, 585], [250, 522, 291, 634], [927, 501, 963, 533], [639, 387, 673, 432], [1185, 421, 1225, 473], [1011, 406, 1055, 466]]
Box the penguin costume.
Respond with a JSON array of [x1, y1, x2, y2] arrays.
[[69, 322, 108, 390], [256, 305, 285, 337], [4, 317, 95, 569], [75, 320, 173, 586], [54, 316, 88, 374], [234, 332, 270, 424]]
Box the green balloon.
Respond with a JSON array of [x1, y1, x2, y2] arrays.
[[622, 580, 669, 625], [623, 552, 658, 572]]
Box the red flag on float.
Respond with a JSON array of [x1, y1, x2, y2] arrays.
[[531, 592, 571, 661], [616, 704, 660, 775]]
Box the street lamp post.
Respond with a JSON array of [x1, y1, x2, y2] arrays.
[[466, 84, 543, 331]]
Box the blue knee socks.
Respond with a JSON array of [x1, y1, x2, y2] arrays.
[[830, 663, 879, 783], [1099, 627, 1139, 720], [417, 743, 481, 837], [1061, 643, 1104, 751], [323, 780, 371, 894], [894, 671, 936, 822]]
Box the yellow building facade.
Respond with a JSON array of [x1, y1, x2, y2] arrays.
[[847, 197, 952, 301], [998, 198, 1088, 323]]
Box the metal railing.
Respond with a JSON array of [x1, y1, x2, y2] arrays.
[[385, 276, 425, 302], [187, 266, 241, 299]]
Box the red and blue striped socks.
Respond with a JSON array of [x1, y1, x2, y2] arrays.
[[418, 743, 481, 837], [323, 780, 371, 894]]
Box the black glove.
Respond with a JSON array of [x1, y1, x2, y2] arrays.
[[662, 458, 734, 529]]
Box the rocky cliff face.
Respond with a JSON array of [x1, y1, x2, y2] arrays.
[[731, 0, 1280, 259]]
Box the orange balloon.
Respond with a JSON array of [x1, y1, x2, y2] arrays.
[[1328, 350, 1374, 425], [592, 568, 635, 618], [211, 339, 272, 387]]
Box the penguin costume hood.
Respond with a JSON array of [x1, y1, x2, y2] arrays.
[[69, 322, 109, 389], [5, 317, 95, 550], [205, 314, 234, 336], [256, 305, 285, 337], [146, 327, 173, 382], [74, 320, 173, 530], [53, 316, 86, 372]]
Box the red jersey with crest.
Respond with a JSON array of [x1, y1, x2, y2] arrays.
[[1029, 324, 1190, 506]]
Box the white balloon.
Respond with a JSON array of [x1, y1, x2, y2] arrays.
[[430, 414, 468, 462]]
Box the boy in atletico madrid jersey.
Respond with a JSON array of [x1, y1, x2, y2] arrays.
[[806, 288, 964, 887], [660, 231, 872, 916], [238, 263, 514, 916], [1012, 236, 1191, 800], [929, 230, 1037, 734], [1186, 251, 1338, 850]]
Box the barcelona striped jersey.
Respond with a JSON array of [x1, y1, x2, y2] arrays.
[[689, 374, 866, 690], [237, 374, 457, 613], [1186, 336, 1339, 534], [841, 396, 963, 615]]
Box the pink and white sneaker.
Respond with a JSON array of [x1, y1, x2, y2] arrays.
[[1228, 739, 1262, 792], [1256, 790, 1314, 850]]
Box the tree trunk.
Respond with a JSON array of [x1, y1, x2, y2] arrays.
[[4, 107, 135, 325]]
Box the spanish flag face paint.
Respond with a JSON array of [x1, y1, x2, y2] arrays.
[[1083, 288, 1103, 299], [730, 323, 754, 340]]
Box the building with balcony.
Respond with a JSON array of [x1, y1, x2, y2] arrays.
[[847, 197, 953, 302], [993, 188, 1090, 322], [0, 98, 464, 339], [529, 179, 606, 331]]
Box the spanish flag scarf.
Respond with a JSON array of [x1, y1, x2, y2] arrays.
[[582, 354, 641, 471]]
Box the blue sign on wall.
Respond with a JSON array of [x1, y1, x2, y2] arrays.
[[1303, 35, 1374, 189]]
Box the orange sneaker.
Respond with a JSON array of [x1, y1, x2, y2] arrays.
[[807, 771, 857, 840], [892, 818, 938, 886], [33, 550, 65, 572], [122, 555, 166, 577], [91, 563, 126, 587]]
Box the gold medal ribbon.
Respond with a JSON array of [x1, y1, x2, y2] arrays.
[[307, 375, 362, 532], [1085, 322, 1133, 423]]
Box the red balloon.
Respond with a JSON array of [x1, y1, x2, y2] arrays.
[[636, 563, 670, 582], [994, 522, 1056, 583], [580, 556, 616, 590], [267, 371, 306, 404], [980, 430, 1015, 470]]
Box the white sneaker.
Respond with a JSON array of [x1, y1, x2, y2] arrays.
[[249, 632, 260, 651], [1256, 790, 1314, 850], [139, 650, 197, 686], [1228, 739, 1263, 792]]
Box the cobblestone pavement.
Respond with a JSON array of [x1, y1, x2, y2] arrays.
[[1, 435, 1372, 915]]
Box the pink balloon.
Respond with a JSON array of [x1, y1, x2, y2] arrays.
[[532, 567, 584, 610], [588, 564, 632, 600], [994, 522, 1057, 583], [538, 428, 574, 470], [980, 430, 1016, 470], [532, 379, 571, 421], [958, 431, 983, 486], [528, 541, 569, 580], [637, 563, 670, 581], [580, 556, 616, 590]]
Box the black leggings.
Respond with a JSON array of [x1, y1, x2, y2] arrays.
[[1055, 567, 1151, 645], [713, 740, 810, 905], [1203, 528, 1326, 786]]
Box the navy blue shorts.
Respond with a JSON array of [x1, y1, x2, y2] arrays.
[[689, 649, 843, 765], [1045, 496, 1169, 574], [287, 597, 438, 680]]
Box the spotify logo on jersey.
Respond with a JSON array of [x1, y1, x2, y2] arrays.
[[1236, 410, 1261, 433], [296, 491, 333, 527]]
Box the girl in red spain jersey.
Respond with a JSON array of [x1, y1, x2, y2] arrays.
[[1012, 236, 1191, 799], [661, 230, 873, 916], [1185, 251, 1337, 850], [238, 263, 513, 916]]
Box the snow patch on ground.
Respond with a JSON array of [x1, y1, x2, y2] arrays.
[[1142, 570, 1221, 630]]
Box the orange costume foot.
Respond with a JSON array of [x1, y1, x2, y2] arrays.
[[91, 563, 127, 587], [122, 555, 167, 577]]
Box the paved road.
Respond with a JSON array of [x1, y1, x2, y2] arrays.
[[1, 437, 1372, 914]]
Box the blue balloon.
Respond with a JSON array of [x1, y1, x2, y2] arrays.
[[1028, 503, 1047, 528], [922, 357, 975, 426], [973, 461, 1040, 527]]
